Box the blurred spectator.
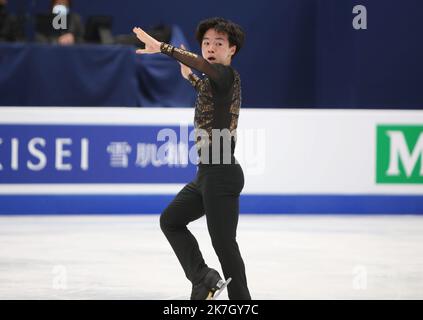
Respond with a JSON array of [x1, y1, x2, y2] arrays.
[[35, 0, 84, 45], [115, 23, 172, 48], [0, 0, 23, 42], [84, 15, 114, 44]]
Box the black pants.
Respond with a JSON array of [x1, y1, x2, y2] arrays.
[[160, 163, 251, 300]]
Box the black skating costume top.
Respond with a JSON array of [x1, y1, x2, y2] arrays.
[[160, 42, 241, 165]]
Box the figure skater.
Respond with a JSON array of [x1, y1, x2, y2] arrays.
[[133, 17, 251, 300]]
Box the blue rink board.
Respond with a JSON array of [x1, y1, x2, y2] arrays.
[[0, 195, 422, 215]]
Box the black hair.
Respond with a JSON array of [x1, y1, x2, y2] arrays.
[[195, 17, 245, 56]]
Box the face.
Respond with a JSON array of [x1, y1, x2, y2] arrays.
[[201, 28, 236, 66], [54, 0, 69, 6]]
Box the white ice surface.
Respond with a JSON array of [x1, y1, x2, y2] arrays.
[[0, 215, 422, 300]]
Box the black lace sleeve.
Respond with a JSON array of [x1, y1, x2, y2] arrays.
[[187, 73, 201, 90], [160, 42, 233, 90]]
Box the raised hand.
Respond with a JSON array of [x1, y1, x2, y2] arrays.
[[133, 27, 161, 54]]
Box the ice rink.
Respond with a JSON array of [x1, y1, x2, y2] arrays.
[[0, 214, 422, 300]]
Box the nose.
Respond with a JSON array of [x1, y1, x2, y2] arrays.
[[207, 43, 216, 53]]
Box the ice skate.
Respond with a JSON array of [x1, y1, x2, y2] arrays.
[[191, 269, 231, 300], [208, 277, 232, 300]]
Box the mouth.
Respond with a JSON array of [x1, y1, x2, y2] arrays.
[[207, 57, 216, 62]]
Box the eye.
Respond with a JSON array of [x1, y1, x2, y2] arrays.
[[218, 43, 222, 46]]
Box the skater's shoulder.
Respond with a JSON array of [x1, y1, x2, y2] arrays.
[[208, 63, 236, 90]]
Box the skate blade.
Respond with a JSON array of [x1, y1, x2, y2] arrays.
[[210, 277, 232, 300], [206, 291, 214, 300]]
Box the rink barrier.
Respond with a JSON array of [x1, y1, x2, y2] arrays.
[[0, 194, 422, 215], [1, 107, 422, 215]]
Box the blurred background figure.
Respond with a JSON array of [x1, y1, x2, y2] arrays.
[[84, 15, 114, 44], [115, 23, 172, 48], [35, 0, 84, 45], [0, 0, 24, 42]]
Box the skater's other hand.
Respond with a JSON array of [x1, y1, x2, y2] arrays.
[[58, 33, 75, 46], [133, 27, 161, 54], [178, 44, 193, 80]]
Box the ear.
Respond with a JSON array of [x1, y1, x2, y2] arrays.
[[229, 45, 237, 57]]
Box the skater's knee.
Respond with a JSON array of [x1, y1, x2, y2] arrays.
[[159, 211, 171, 232], [160, 208, 183, 232]]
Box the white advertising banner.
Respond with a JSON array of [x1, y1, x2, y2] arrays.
[[0, 107, 422, 214]]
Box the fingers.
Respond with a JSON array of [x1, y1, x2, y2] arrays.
[[132, 27, 140, 36], [136, 49, 148, 54], [133, 27, 150, 41], [133, 27, 145, 36]]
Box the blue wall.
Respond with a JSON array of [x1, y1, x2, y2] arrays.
[[6, 0, 423, 108]]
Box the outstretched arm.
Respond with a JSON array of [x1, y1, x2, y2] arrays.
[[177, 44, 201, 89], [133, 27, 220, 82]]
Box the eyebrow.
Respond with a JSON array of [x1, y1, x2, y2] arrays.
[[203, 37, 225, 41]]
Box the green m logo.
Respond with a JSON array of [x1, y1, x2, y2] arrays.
[[376, 125, 423, 183]]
